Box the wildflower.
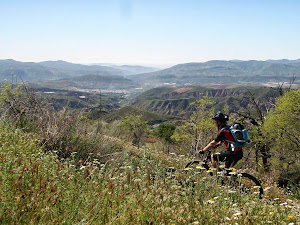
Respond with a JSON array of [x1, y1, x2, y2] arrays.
[[264, 187, 271, 191], [288, 223, 295, 225], [270, 212, 273, 215], [288, 215, 293, 218], [193, 222, 200, 224], [233, 212, 241, 217], [279, 202, 288, 206], [184, 167, 191, 171], [225, 217, 231, 221], [267, 221, 272, 224], [180, 154, 185, 157], [80, 166, 86, 170], [54, 125, 58, 129], [207, 199, 215, 204]]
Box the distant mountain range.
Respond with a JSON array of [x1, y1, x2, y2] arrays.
[[128, 60, 300, 86], [0, 59, 158, 81], [0, 59, 299, 91]]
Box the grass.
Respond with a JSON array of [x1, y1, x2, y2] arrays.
[[0, 123, 299, 224]]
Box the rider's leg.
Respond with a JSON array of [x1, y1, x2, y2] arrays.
[[211, 154, 218, 169], [229, 150, 243, 168]]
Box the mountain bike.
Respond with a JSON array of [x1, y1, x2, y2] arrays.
[[183, 150, 264, 199]]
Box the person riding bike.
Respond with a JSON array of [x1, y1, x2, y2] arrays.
[[199, 112, 243, 170]]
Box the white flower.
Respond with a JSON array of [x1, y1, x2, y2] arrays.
[[233, 212, 241, 217]]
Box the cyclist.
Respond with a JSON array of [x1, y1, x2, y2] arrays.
[[199, 112, 243, 170]]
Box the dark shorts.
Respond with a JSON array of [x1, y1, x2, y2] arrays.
[[213, 150, 243, 168]]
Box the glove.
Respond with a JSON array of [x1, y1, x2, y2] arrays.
[[199, 150, 205, 154]]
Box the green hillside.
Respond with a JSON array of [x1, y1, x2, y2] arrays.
[[130, 86, 281, 116], [30, 74, 138, 91], [103, 105, 182, 125]]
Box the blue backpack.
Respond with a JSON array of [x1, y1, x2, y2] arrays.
[[226, 123, 250, 148]]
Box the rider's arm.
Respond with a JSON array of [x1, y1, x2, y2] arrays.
[[201, 140, 218, 152], [199, 129, 225, 153]]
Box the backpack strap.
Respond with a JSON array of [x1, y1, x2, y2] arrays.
[[221, 126, 236, 151]]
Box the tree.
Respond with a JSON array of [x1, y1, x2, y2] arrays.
[[172, 97, 215, 155], [156, 123, 176, 154], [156, 123, 176, 144], [262, 89, 300, 187], [236, 91, 272, 172], [120, 115, 149, 149]]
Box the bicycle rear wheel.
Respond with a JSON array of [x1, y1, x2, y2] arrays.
[[230, 172, 264, 199]]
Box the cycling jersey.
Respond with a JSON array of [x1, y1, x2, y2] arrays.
[[214, 125, 242, 151]]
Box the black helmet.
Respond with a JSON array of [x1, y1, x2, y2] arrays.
[[212, 112, 229, 122]]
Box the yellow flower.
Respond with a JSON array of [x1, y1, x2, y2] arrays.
[[288, 215, 293, 218], [54, 125, 58, 129]]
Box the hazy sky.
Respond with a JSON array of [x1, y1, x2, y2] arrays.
[[1, 0, 300, 67]]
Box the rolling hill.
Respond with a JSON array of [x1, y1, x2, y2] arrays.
[[29, 74, 139, 91]]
